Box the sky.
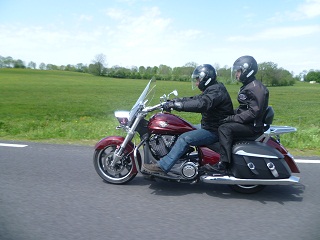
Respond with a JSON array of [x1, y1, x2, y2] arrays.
[[1, 0, 320, 76]]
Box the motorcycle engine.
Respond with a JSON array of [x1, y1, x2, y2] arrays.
[[181, 162, 198, 179], [149, 134, 176, 159], [148, 134, 199, 180]]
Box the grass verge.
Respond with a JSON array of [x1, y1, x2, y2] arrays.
[[1, 68, 319, 156]]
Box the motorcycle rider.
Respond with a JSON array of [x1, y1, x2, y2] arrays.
[[214, 55, 269, 172], [142, 64, 234, 174]]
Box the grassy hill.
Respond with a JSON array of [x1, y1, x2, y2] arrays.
[[1, 68, 319, 155]]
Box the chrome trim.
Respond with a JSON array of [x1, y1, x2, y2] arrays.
[[247, 162, 255, 170], [200, 175, 300, 185], [134, 139, 145, 173], [267, 162, 275, 170], [235, 150, 278, 159], [255, 125, 297, 143]]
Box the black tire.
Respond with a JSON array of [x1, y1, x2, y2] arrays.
[[93, 145, 137, 184], [229, 184, 266, 194]]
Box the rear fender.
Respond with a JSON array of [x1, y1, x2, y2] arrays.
[[266, 138, 300, 173], [94, 136, 141, 173]]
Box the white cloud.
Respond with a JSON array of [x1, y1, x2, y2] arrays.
[[100, 6, 204, 67], [227, 25, 320, 41], [104, 8, 130, 21], [78, 14, 93, 21], [298, 0, 320, 18], [1, 1, 319, 74], [267, 0, 320, 23], [0, 5, 201, 68]]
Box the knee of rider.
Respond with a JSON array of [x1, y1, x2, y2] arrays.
[[182, 135, 195, 145], [219, 124, 231, 134], [175, 136, 190, 151]]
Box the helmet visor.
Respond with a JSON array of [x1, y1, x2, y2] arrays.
[[232, 64, 243, 73], [191, 76, 200, 90], [232, 65, 243, 81]]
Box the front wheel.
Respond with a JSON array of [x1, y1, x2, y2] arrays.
[[229, 184, 266, 194], [93, 145, 137, 184]]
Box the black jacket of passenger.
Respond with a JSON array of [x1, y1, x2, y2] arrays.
[[228, 78, 269, 132], [178, 82, 234, 132]]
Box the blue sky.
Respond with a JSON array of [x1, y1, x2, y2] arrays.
[[1, 0, 319, 75]]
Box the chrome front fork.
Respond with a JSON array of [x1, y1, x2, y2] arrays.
[[110, 113, 145, 168]]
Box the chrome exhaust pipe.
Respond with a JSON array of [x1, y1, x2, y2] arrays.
[[200, 175, 300, 185]]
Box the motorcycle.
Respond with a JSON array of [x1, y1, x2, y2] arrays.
[[93, 79, 300, 193]]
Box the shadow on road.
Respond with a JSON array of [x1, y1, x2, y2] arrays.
[[143, 176, 305, 204]]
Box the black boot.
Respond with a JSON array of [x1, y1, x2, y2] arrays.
[[212, 161, 227, 173]]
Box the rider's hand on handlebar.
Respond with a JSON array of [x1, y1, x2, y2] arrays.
[[163, 100, 184, 112], [163, 100, 175, 112]]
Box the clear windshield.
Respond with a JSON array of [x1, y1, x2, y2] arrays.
[[128, 77, 156, 121]]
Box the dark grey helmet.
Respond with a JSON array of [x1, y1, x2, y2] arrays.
[[233, 55, 258, 83], [191, 64, 217, 91]]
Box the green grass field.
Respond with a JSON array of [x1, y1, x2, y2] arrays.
[[1, 68, 319, 156]]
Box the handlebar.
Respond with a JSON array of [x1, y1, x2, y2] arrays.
[[142, 103, 162, 113], [142, 89, 178, 113]]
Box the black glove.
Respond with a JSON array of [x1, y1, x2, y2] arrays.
[[162, 100, 184, 112], [162, 100, 175, 112], [219, 116, 233, 125]]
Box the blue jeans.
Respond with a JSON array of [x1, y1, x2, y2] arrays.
[[157, 129, 218, 173]]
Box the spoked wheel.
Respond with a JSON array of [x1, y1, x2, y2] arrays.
[[93, 145, 137, 184], [229, 184, 266, 194]]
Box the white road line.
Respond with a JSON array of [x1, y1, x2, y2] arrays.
[[295, 159, 320, 164], [0, 143, 28, 148]]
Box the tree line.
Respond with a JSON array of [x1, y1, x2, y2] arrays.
[[1, 54, 319, 86]]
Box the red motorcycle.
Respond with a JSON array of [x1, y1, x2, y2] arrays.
[[93, 79, 300, 193]]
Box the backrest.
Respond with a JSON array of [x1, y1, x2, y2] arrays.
[[264, 106, 274, 124], [263, 106, 274, 131]]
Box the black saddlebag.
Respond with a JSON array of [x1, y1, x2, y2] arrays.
[[231, 141, 292, 179]]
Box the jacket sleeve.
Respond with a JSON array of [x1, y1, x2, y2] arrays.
[[180, 87, 222, 113]]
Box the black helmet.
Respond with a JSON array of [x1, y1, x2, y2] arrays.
[[233, 55, 258, 83], [191, 64, 217, 91]]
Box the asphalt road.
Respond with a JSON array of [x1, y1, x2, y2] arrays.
[[1, 141, 319, 240]]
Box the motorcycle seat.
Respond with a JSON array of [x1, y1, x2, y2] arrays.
[[201, 107, 274, 153]]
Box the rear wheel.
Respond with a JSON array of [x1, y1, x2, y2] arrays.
[[93, 145, 137, 184], [229, 184, 266, 194]]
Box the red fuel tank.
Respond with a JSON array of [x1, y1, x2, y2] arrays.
[[148, 113, 196, 134]]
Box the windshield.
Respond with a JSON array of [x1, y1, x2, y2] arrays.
[[128, 77, 156, 121]]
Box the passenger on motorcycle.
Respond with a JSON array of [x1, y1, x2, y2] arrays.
[[214, 55, 269, 172], [143, 64, 234, 174]]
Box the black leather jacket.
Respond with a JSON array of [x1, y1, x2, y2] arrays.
[[227, 78, 269, 132], [178, 82, 234, 132]]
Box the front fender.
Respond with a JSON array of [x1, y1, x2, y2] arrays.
[[95, 136, 127, 150], [94, 136, 142, 173]]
